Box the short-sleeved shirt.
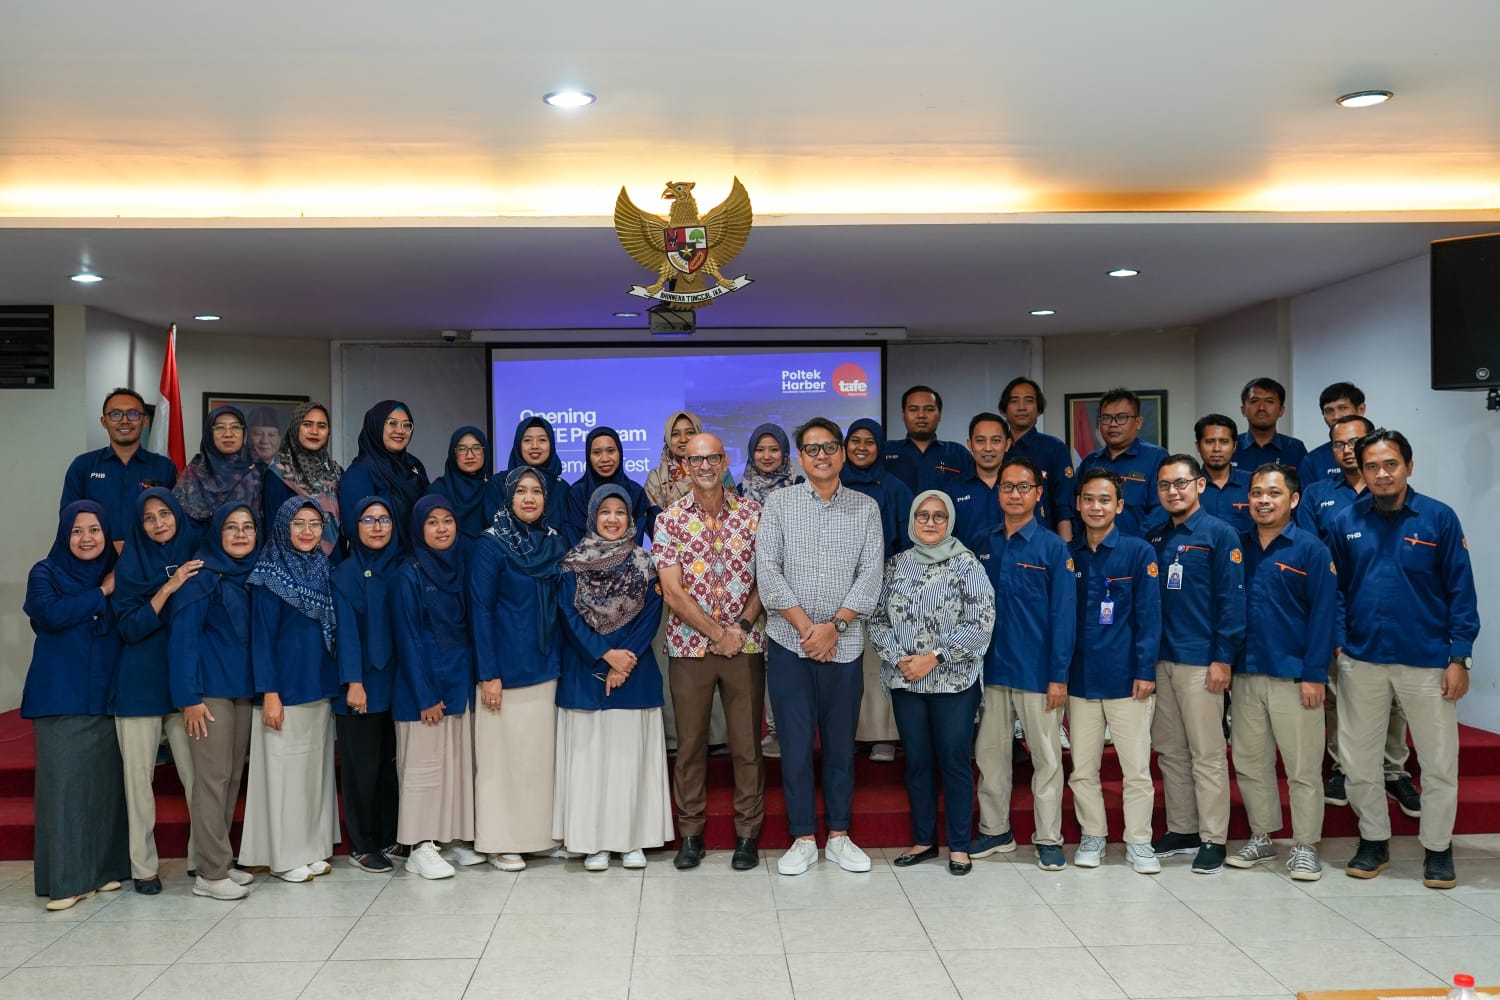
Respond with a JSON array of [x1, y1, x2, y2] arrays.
[[651, 489, 764, 659]]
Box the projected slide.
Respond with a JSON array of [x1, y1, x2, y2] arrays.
[[490, 346, 883, 482]]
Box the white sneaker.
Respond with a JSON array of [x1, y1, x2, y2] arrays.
[[1102, 724, 1113, 746], [869, 742, 896, 763], [307, 860, 332, 877], [825, 835, 872, 873], [761, 733, 781, 759], [272, 866, 314, 883], [1013, 719, 1025, 740], [540, 846, 584, 860], [192, 875, 249, 900], [1074, 834, 1107, 868], [1058, 723, 1071, 750], [1127, 842, 1162, 874], [441, 842, 486, 866], [407, 842, 456, 880], [583, 851, 611, 872], [489, 853, 526, 872], [226, 868, 254, 887], [622, 849, 648, 869], [777, 838, 820, 876]]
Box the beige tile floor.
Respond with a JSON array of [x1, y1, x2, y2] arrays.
[[2, 834, 1499, 999]]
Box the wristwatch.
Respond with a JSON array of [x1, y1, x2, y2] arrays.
[[833, 618, 849, 634], [1451, 657, 1473, 671], [737, 618, 753, 633], [933, 649, 947, 665]]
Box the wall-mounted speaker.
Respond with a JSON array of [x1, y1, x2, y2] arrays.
[[1431, 233, 1500, 390]]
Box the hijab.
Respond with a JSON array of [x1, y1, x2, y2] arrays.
[[505, 416, 563, 479], [267, 402, 344, 555], [330, 496, 401, 670], [114, 488, 196, 604], [578, 427, 631, 497], [561, 484, 657, 634], [839, 417, 888, 487], [410, 494, 467, 642], [484, 468, 566, 645], [174, 405, 263, 522], [248, 496, 336, 653], [43, 500, 116, 595], [839, 417, 911, 557], [177, 502, 263, 645], [351, 400, 430, 524], [656, 410, 703, 484], [738, 422, 804, 504], [432, 425, 491, 537], [907, 489, 969, 565]]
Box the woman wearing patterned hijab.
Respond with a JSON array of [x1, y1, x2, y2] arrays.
[[263, 402, 344, 556], [338, 400, 430, 552], [554, 485, 673, 871], [174, 405, 264, 529], [240, 497, 341, 883], [736, 422, 804, 505]]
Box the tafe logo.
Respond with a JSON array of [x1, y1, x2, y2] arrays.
[[832, 363, 868, 398]]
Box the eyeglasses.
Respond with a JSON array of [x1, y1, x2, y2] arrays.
[[289, 518, 325, 531], [222, 523, 256, 536], [105, 408, 145, 422], [453, 444, 484, 456], [1098, 413, 1136, 426], [1157, 478, 1196, 493], [998, 482, 1038, 494], [211, 422, 245, 434], [385, 419, 415, 432], [913, 511, 949, 524], [1331, 440, 1360, 451], [685, 453, 725, 468], [358, 515, 393, 527], [801, 441, 843, 457]]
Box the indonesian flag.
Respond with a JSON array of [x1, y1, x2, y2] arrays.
[[150, 324, 186, 470]]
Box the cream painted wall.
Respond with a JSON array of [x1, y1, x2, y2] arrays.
[[1195, 300, 1292, 433], [1040, 326, 1199, 456]]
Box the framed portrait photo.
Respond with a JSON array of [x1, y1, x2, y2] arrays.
[[1064, 389, 1169, 465], [202, 392, 311, 465]]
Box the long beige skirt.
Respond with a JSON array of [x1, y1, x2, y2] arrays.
[[239, 701, 340, 871], [855, 640, 899, 742], [395, 713, 475, 845], [474, 680, 558, 854], [553, 707, 674, 854]]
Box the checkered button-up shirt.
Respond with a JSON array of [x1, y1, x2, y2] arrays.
[[651, 489, 764, 659]]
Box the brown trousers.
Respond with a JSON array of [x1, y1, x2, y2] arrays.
[[669, 652, 766, 839], [185, 697, 252, 880]]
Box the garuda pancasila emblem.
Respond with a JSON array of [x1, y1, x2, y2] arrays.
[[614, 178, 753, 308]]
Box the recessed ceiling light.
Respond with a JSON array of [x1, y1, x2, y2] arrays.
[[70, 272, 103, 283], [543, 90, 596, 108], [193, 314, 221, 321], [1107, 268, 1140, 278], [613, 311, 639, 318], [1029, 309, 1056, 316], [1336, 90, 1393, 108]]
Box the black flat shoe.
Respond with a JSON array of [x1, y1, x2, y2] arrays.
[[673, 835, 706, 870], [731, 837, 759, 871], [948, 859, 973, 876], [134, 877, 162, 895], [893, 846, 939, 867]]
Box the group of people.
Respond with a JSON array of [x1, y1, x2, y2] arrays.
[[25, 372, 1477, 910]]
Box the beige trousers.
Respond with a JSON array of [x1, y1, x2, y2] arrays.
[[1327, 652, 1411, 779], [1068, 695, 1155, 845], [1230, 673, 1324, 845], [1340, 659, 1459, 850], [116, 713, 197, 878], [975, 686, 1064, 845], [855, 641, 899, 743], [1151, 661, 1229, 844]]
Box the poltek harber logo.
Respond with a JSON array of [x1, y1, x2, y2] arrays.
[[832, 363, 869, 398]]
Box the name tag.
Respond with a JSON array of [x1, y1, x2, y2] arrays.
[[1099, 601, 1115, 625], [1166, 562, 1184, 590]]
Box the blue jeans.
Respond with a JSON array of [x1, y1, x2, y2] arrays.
[[766, 640, 863, 837], [890, 683, 981, 852]]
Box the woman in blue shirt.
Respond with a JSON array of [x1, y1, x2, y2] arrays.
[[737, 422, 804, 505], [331, 497, 403, 873], [488, 416, 569, 531], [471, 467, 568, 871], [112, 488, 204, 895], [23, 501, 130, 910], [391, 495, 477, 881], [555, 485, 674, 871], [338, 400, 430, 552], [429, 425, 492, 542], [240, 496, 341, 883], [563, 427, 658, 547]]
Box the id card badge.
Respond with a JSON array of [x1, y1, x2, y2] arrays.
[[1166, 562, 1184, 591], [1099, 600, 1115, 625]]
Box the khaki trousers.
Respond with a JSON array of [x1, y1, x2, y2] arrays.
[[116, 713, 198, 878], [669, 652, 766, 839], [1327, 652, 1411, 779], [1230, 673, 1324, 845], [185, 697, 252, 881], [1151, 661, 1229, 844], [855, 641, 899, 743], [1068, 695, 1155, 845], [976, 685, 1064, 845], [1340, 659, 1459, 850]]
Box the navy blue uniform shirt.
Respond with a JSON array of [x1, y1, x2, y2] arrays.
[[1076, 439, 1168, 538], [979, 517, 1077, 692], [556, 577, 665, 711], [390, 563, 474, 722], [1145, 508, 1246, 667], [1009, 428, 1077, 531], [1239, 523, 1337, 683], [251, 589, 339, 707], [21, 568, 119, 718], [1068, 528, 1162, 699], [168, 588, 255, 706], [947, 474, 1000, 552], [1298, 441, 1340, 489], [1233, 431, 1307, 473], [1329, 490, 1480, 668], [1200, 468, 1252, 534], [883, 437, 974, 495], [469, 540, 563, 689], [1296, 476, 1363, 544], [61, 446, 178, 535]]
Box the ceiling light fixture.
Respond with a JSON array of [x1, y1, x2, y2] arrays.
[[193, 314, 221, 321], [543, 90, 596, 108], [69, 272, 103, 283], [1107, 268, 1140, 278], [1030, 309, 1056, 316], [612, 311, 638, 318], [1336, 90, 1393, 108]]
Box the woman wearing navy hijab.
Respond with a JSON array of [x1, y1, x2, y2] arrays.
[[563, 427, 659, 547], [174, 405, 264, 530], [240, 496, 341, 883], [331, 496, 403, 873], [471, 467, 570, 871], [168, 501, 262, 901], [391, 495, 477, 880], [23, 501, 130, 910], [112, 488, 204, 894], [429, 425, 492, 541], [338, 400, 430, 552], [486, 416, 569, 532]]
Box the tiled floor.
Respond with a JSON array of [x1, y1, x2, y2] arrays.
[[2, 834, 1499, 999]]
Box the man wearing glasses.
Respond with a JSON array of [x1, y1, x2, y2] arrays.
[[1143, 455, 1245, 875], [1076, 388, 1168, 538], [758, 418, 885, 876], [61, 387, 178, 551], [652, 433, 768, 872]]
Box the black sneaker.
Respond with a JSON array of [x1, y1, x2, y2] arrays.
[[1423, 846, 1456, 889], [350, 851, 393, 873], [383, 843, 411, 865], [1324, 771, 1348, 806], [1386, 775, 1422, 818], [1151, 831, 1203, 858], [1345, 837, 1390, 879], [1191, 843, 1226, 875], [1012, 735, 1031, 765]]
